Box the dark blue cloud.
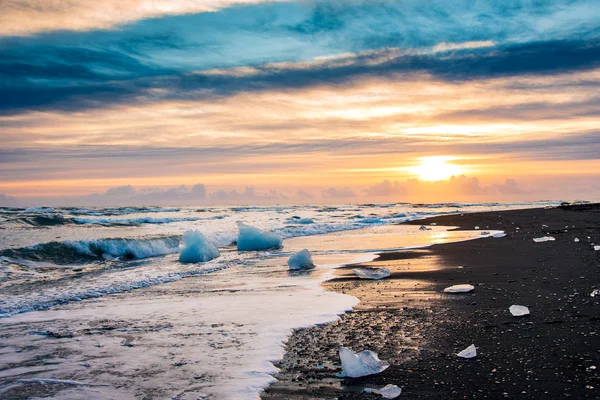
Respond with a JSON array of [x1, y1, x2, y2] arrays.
[[1, 0, 600, 114]]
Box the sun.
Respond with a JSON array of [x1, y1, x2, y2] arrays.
[[409, 156, 463, 181]]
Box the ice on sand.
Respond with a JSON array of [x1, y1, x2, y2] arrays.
[[179, 230, 220, 263], [419, 225, 431, 231], [443, 284, 474, 293], [533, 236, 555, 243], [456, 344, 477, 359], [364, 384, 402, 398], [287, 249, 315, 270], [339, 347, 390, 378], [509, 305, 530, 317], [236, 222, 282, 251], [353, 267, 391, 280]]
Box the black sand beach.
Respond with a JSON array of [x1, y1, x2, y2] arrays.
[[263, 204, 600, 399]]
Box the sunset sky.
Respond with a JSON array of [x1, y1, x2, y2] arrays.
[[1, 0, 599, 205]]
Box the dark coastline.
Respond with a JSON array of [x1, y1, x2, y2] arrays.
[[263, 204, 600, 399]]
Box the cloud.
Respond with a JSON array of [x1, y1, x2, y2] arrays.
[[364, 175, 527, 200], [81, 184, 207, 206], [209, 187, 288, 203], [363, 180, 407, 197], [0, 0, 281, 36], [321, 187, 356, 198], [0, 193, 18, 207], [295, 189, 314, 200]]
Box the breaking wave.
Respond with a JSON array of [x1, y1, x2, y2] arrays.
[[0, 236, 181, 265]]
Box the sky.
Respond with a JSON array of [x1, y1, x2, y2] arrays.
[[1, 0, 599, 206]]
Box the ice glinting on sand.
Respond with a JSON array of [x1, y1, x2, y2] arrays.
[[456, 344, 477, 359], [352, 267, 391, 280], [443, 284, 475, 293], [179, 230, 220, 263], [533, 236, 555, 243], [509, 305, 530, 317], [287, 249, 316, 270], [236, 221, 283, 251], [339, 347, 390, 378], [364, 384, 402, 399]]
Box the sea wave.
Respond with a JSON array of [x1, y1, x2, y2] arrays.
[[0, 236, 181, 265]]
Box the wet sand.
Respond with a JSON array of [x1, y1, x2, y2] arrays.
[[263, 204, 600, 399]]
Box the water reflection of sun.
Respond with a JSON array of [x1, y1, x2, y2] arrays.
[[410, 156, 463, 181]]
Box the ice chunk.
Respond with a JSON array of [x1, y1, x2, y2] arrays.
[[474, 226, 480, 230], [430, 223, 437, 226], [591, 289, 599, 297], [443, 284, 474, 293], [574, 238, 580, 242], [287, 249, 315, 270], [364, 384, 402, 398], [339, 347, 390, 378], [594, 245, 600, 251], [419, 225, 431, 231], [236, 222, 282, 251], [456, 344, 477, 359], [481, 231, 491, 235], [353, 267, 391, 280], [492, 232, 506, 238], [509, 305, 530, 317], [179, 230, 220, 263], [533, 236, 555, 243]]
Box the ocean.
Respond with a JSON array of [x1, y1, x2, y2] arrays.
[[0, 201, 557, 399]]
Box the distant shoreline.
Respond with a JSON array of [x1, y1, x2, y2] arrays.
[[263, 203, 600, 399]]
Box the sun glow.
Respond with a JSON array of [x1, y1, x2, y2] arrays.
[[410, 156, 463, 181]]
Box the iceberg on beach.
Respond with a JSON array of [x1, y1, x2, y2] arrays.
[[339, 347, 390, 378], [179, 230, 220, 263], [443, 284, 474, 293], [456, 344, 477, 359], [364, 384, 402, 398], [509, 305, 530, 317], [288, 249, 315, 270], [533, 236, 555, 243], [353, 267, 391, 280], [236, 221, 282, 251]]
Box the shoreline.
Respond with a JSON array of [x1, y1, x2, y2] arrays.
[[262, 204, 600, 399]]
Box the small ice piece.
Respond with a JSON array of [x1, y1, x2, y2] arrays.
[[339, 347, 390, 378], [533, 236, 555, 243], [594, 245, 600, 251], [474, 226, 480, 230], [591, 289, 599, 297], [236, 221, 282, 251], [456, 344, 477, 359], [353, 267, 391, 280], [492, 232, 506, 238], [430, 222, 437, 226], [419, 225, 431, 231], [509, 305, 530, 317], [574, 238, 580, 242], [481, 231, 490, 235], [443, 284, 474, 293], [179, 230, 220, 263], [287, 249, 315, 270], [364, 384, 402, 399]]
